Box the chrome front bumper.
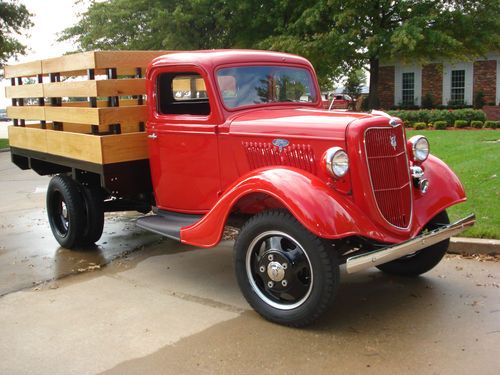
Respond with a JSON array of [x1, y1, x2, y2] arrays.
[[345, 214, 476, 274]]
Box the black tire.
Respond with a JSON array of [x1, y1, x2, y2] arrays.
[[234, 209, 340, 327], [46, 175, 86, 249], [80, 185, 104, 245], [376, 211, 450, 277]]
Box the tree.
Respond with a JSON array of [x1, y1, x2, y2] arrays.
[[260, 0, 500, 108], [61, 1, 500, 108], [343, 69, 366, 99], [0, 1, 33, 67]]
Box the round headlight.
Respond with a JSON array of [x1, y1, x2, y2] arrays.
[[325, 147, 349, 177], [410, 135, 429, 162]]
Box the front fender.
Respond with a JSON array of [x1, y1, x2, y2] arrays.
[[413, 154, 467, 229], [180, 167, 387, 247]]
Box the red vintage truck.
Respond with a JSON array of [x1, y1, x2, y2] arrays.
[[5, 50, 474, 326]]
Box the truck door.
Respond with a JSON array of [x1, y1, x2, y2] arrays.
[[147, 66, 221, 213]]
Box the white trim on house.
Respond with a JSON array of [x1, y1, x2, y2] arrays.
[[496, 58, 500, 105], [442, 62, 473, 105], [394, 64, 422, 106]]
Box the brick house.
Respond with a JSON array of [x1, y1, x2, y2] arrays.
[[377, 54, 500, 109]]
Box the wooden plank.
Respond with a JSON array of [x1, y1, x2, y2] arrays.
[[44, 107, 100, 124], [61, 99, 141, 108], [94, 51, 170, 70], [96, 79, 146, 96], [44, 80, 98, 98], [56, 123, 92, 134], [42, 51, 96, 74], [42, 79, 146, 98], [8, 126, 47, 153], [9, 125, 147, 164], [4, 51, 170, 79], [43, 106, 147, 126], [98, 105, 147, 125], [7, 106, 45, 120], [5, 84, 44, 98], [46, 130, 103, 163], [4, 60, 42, 78], [101, 132, 148, 164]]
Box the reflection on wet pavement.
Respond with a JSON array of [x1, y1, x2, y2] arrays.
[[0, 209, 162, 295]]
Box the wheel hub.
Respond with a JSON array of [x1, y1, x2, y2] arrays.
[[61, 202, 68, 219], [247, 231, 314, 310], [267, 261, 285, 282]]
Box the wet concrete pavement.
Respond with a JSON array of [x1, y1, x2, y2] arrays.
[[0, 152, 161, 295], [1, 151, 499, 374]]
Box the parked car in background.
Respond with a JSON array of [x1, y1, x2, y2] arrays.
[[0, 109, 10, 121], [321, 93, 356, 110]]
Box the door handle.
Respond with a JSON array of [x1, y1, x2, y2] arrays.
[[148, 133, 158, 139]]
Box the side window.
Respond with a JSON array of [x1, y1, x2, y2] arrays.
[[157, 72, 211, 115]]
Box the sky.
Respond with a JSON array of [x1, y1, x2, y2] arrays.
[[1, 0, 90, 108]]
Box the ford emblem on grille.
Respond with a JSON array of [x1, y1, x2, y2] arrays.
[[390, 135, 397, 150], [272, 138, 290, 151]]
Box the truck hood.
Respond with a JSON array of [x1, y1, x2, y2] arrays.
[[227, 107, 372, 139]]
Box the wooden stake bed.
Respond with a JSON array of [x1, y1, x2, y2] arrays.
[[5, 51, 170, 164]]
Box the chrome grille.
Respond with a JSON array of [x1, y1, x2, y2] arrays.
[[243, 142, 316, 174], [365, 126, 412, 228]]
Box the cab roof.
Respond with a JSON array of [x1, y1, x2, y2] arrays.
[[149, 49, 314, 71]]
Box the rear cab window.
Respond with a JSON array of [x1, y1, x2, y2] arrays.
[[157, 72, 211, 116]]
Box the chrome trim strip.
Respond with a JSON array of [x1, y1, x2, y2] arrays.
[[363, 124, 413, 230], [346, 214, 476, 274]]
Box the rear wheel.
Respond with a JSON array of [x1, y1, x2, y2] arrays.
[[234, 209, 339, 327], [47, 175, 86, 249], [377, 211, 450, 276]]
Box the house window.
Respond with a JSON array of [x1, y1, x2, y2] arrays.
[[451, 70, 465, 103], [402, 72, 415, 106]]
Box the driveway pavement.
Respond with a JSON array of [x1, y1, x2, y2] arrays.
[[0, 152, 499, 374]]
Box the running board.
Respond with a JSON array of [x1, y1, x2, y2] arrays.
[[346, 214, 476, 274], [136, 211, 203, 241]]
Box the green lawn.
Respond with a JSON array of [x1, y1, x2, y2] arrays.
[[407, 130, 499, 239], [0, 139, 8, 149]]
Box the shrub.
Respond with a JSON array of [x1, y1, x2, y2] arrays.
[[454, 120, 469, 128], [421, 93, 434, 109], [434, 121, 448, 130], [484, 121, 498, 129], [386, 109, 486, 127], [453, 108, 486, 122], [414, 122, 427, 130], [474, 91, 485, 109], [470, 120, 484, 129]]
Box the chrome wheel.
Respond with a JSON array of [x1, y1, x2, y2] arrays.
[[246, 231, 313, 310]]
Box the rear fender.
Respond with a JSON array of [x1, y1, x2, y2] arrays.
[[180, 167, 383, 247]]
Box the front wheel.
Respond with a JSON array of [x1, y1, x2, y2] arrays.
[[234, 209, 339, 327], [377, 210, 450, 277]]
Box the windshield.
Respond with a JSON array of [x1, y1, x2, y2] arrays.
[[217, 66, 317, 109]]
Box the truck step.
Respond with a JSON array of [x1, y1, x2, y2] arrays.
[[136, 211, 203, 241]]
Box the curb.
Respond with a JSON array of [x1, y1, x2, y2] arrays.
[[448, 237, 500, 255], [0, 148, 10, 153]]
